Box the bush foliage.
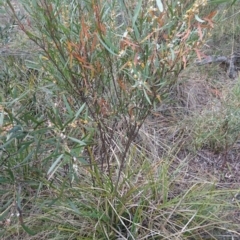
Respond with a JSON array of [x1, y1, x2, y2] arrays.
[[0, 0, 239, 239]]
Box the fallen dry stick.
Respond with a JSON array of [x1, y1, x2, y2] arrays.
[[195, 52, 240, 79]]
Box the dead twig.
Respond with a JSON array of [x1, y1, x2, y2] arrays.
[[195, 52, 240, 79]]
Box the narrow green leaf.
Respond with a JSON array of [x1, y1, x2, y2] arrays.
[[62, 117, 75, 129], [21, 150, 35, 165], [156, 0, 164, 12], [133, 24, 140, 41], [0, 110, 4, 126], [68, 200, 81, 215], [0, 177, 10, 183], [97, 35, 118, 56], [0, 204, 12, 221], [6, 168, 15, 182], [209, 0, 230, 3], [1, 137, 15, 149], [10, 90, 30, 105], [68, 136, 87, 146], [47, 154, 63, 179], [74, 103, 86, 120], [170, 48, 175, 61], [133, 0, 142, 25], [63, 95, 74, 117], [143, 89, 152, 105], [25, 60, 41, 71], [21, 223, 36, 236]]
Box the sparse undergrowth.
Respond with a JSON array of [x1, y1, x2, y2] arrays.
[[1, 0, 240, 239]]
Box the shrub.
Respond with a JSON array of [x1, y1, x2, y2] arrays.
[[1, 0, 239, 239], [6, 0, 218, 181]]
